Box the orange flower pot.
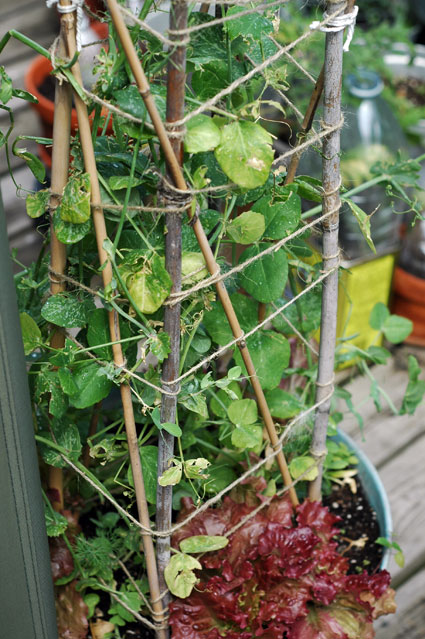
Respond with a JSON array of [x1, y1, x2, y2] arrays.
[[24, 21, 109, 168], [392, 266, 425, 346]]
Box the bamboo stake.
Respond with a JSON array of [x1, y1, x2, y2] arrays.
[[308, 0, 345, 502], [59, 4, 167, 636], [106, 0, 298, 507], [156, 0, 187, 606], [47, 20, 72, 513]]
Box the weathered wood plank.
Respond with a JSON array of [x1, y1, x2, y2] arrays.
[[372, 432, 425, 581], [375, 568, 425, 639]]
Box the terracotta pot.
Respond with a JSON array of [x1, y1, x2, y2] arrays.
[[24, 21, 109, 168], [392, 266, 425, 346]]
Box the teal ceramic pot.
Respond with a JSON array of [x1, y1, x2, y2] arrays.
[[332, 430, 392, 570]]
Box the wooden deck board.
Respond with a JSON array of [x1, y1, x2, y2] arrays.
[[376, 569, 425, 638]]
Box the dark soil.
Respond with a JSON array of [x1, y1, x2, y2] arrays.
[[323, 476, 384, 574]]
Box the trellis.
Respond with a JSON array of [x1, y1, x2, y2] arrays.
[[30, 0, 357, 636]]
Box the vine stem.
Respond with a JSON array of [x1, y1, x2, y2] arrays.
[[308, 0, 346, 502], [156, 0, 187, 610], [107, 0, 298, 507], [47, 14, 72, 512], [59, 4, 167, 637]]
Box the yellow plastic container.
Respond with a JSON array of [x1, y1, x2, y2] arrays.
[[336, 252, 396, 356]]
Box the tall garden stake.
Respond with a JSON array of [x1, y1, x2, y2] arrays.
[[156, 0, 187, 604], [58, 3, 167, 636], [107, 0, 299, 507], [47, 20, 72, 512], [309, 0, 345, 502]]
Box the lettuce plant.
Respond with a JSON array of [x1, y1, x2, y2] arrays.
[[169, 487, 396, 639]]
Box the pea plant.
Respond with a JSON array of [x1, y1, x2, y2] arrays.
[[1, 0, 424, 638]]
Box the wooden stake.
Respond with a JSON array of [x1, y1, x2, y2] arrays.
[[47, 18, 72, 513], [156, 0, 187, 607], [59, 4, 167, 636], [308, 0, 345, 502], [106, 0, 298, 507]]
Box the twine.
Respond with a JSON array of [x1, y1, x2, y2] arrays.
[[310, 5, 358, 52], [46, 0, 84, 51]]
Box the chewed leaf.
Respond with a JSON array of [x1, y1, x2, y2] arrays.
[[215, 121, 273, 189], [164, 553, 202, 599], [159, 462, 183, 487], [59, 173, 91, 224], [180, 535, 229, 554], [343, 198, 376, 253], [26, 189, 50, 219]]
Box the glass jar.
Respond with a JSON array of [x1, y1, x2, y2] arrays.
[[339, 70, 406, 259]]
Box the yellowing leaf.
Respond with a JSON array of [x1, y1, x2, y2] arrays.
[[179, 535, 229, 554], [164, 553, 202, 598]]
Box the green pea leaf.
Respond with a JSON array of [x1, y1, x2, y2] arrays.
[[26, 189, 50, 219], [127, 445, 158, 504], [69, 361, 113, 409], [35, 370, 68, 418], [234, 330, 290, 390], [210, 381, 242, 418], [58, 173, 91, 223], [19, 312, 41, 355], [289, 456, 318, 481], [184, 114, 221, 153], [41, 422, 82, 468], [158, 461, 183, 487], [58, 367, 80, 396], [343, 198, 376, 254], [294, 175, 323, 202], [203, 293, 258, 346], [231, 422, 263, 449], [400, 355, 425, 415], [224, 6, 274, 41], [252, 190, 301, 239], [41, 294, 95, 328], [53, 210, 91, 244], [183, 458, 210, 479], [226, 211, 265, 244], [108, 175, 143, 190], [272, 288, 322, 336], [204, 464, 238, 494], [87, 308, 113, 360], [227, 398, 257, 425], [164, 553, 201, 599], [179, 535, 229, 554], [44, 506, 69, 537], [239, 243, 288, 303], [215, 121, 273, 189], [264, 388, 302, 419], [369, 302, 390, 331], [179, 393, 208, 418], [0, 67, 13, 103], [382, 314, 413, 344], [18, 149, 46, 183], [161, 422, 183, 437], [126, 254, 173, 314]]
